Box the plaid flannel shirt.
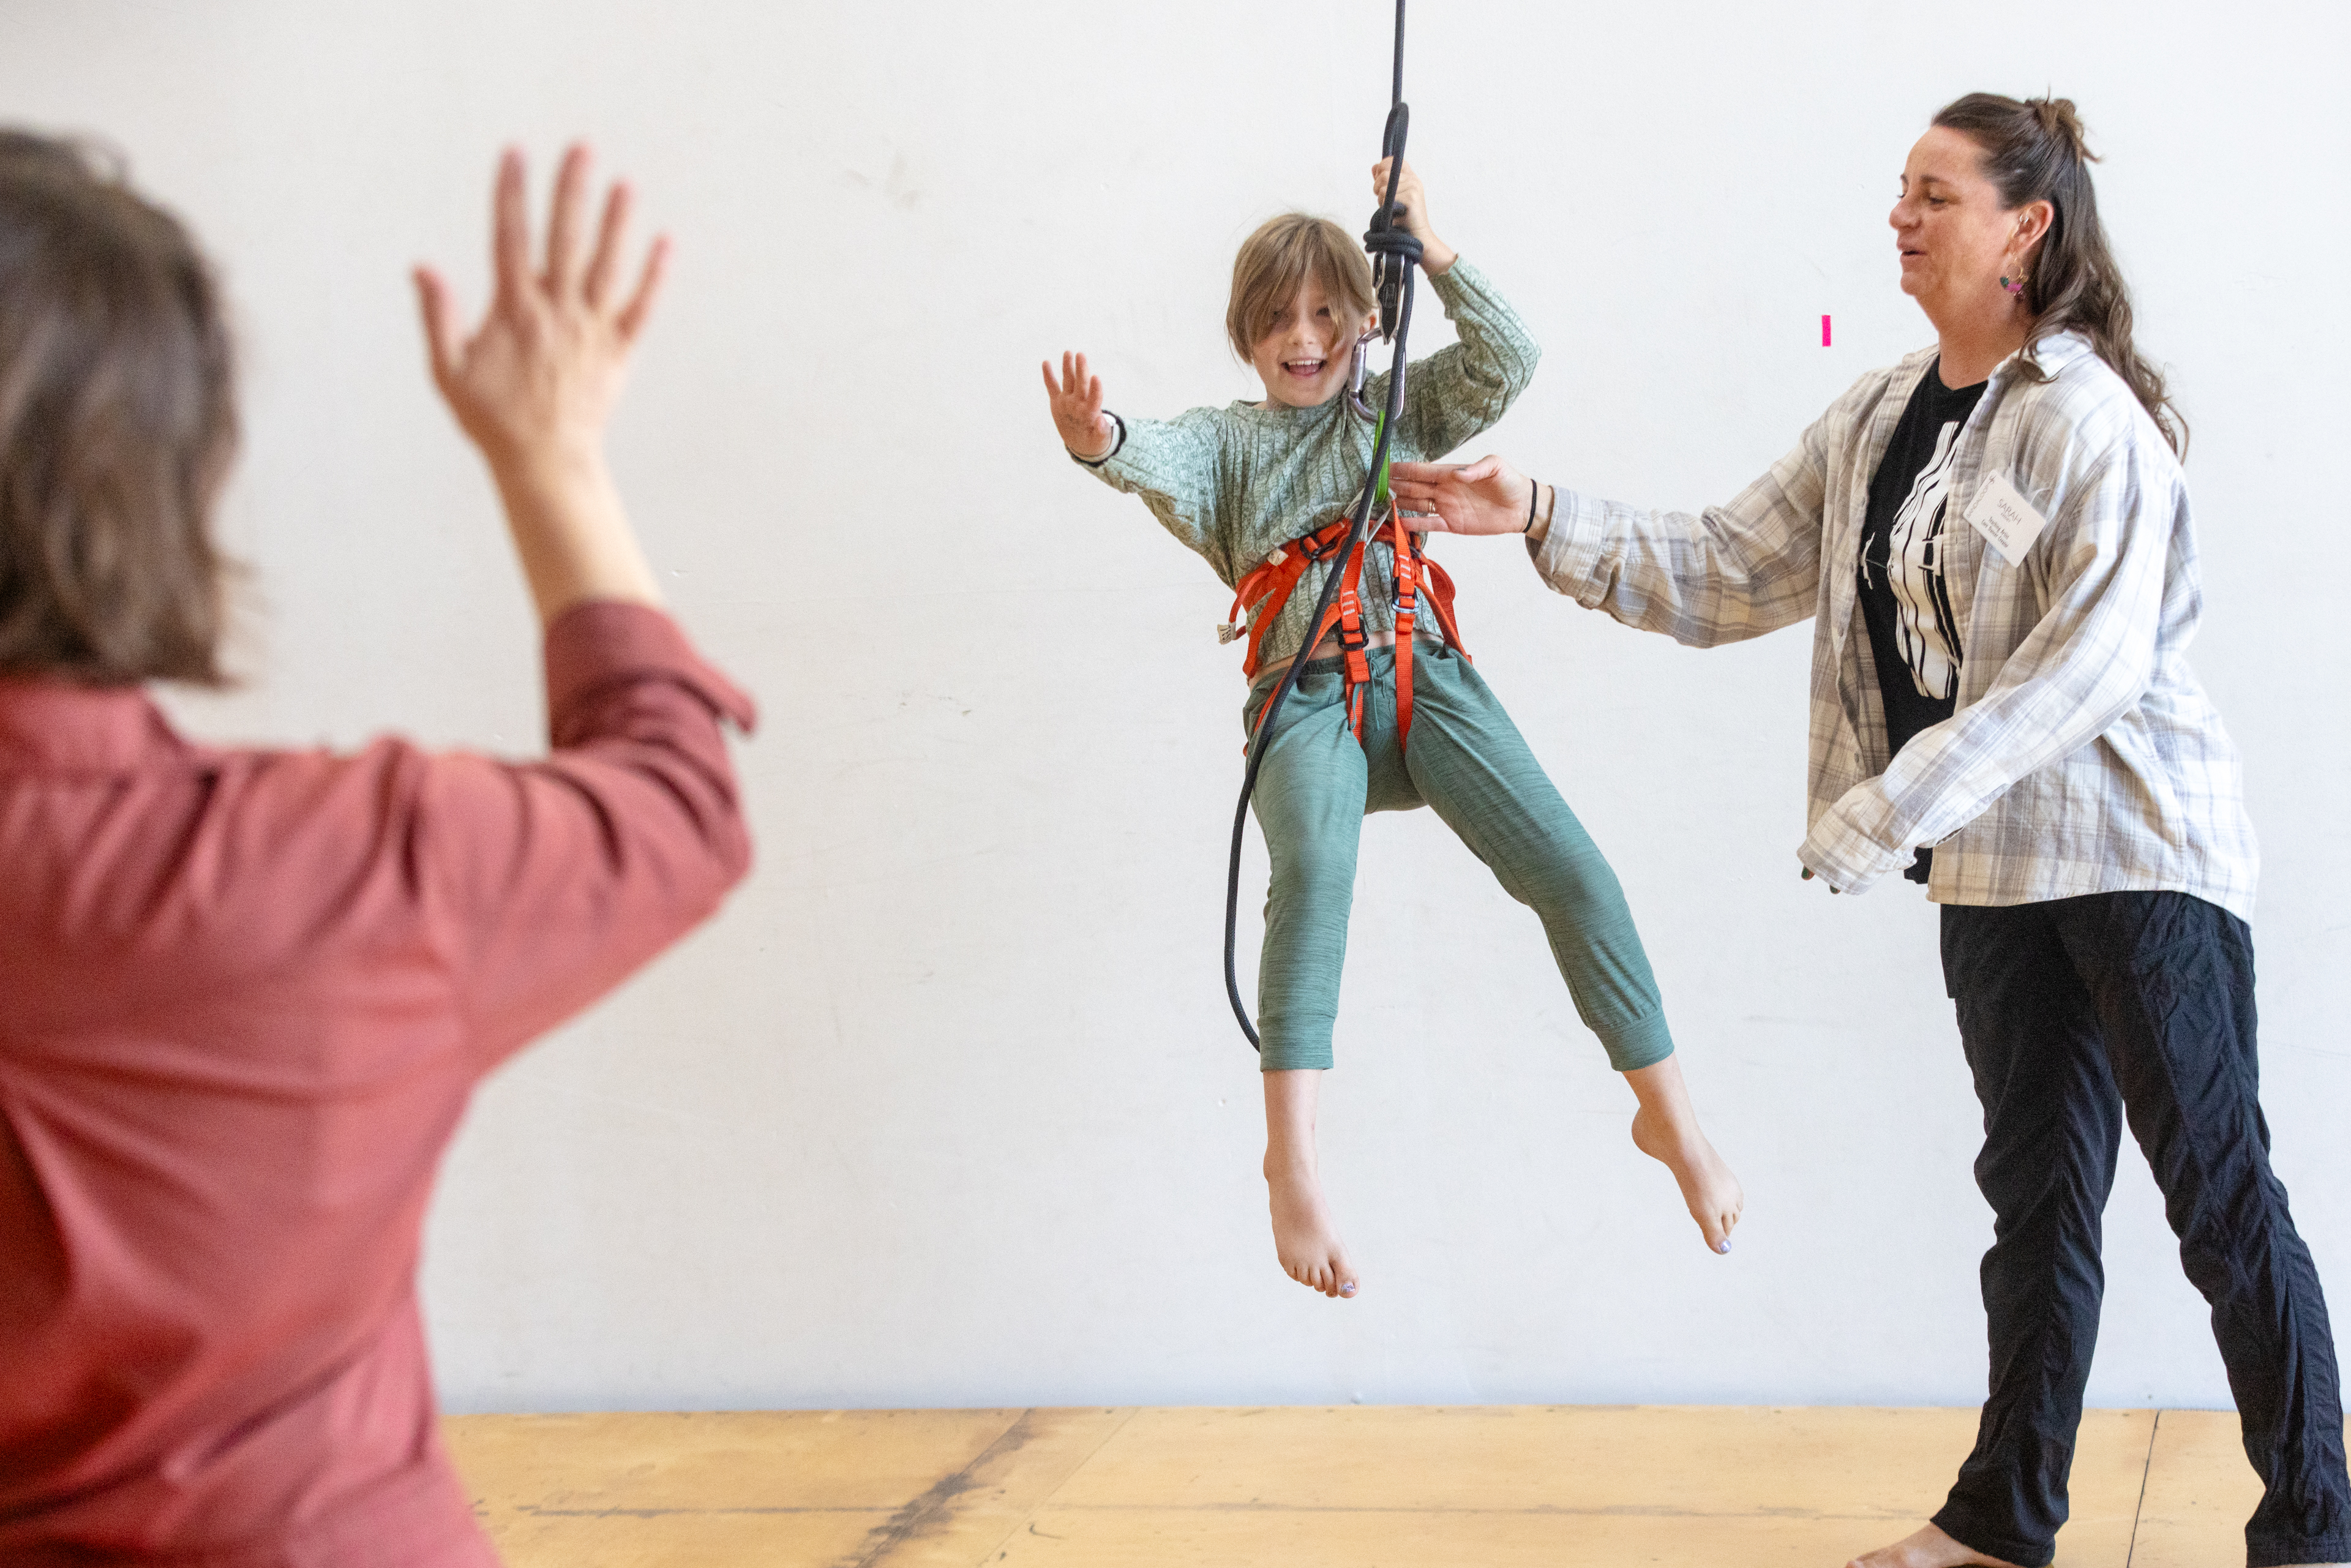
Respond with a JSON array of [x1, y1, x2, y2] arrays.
[[1529, 331, 2259, 917]]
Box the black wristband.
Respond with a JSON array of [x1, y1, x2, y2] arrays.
[[1523, 480, 1540, 533], [1070, 411, 1126, 468]]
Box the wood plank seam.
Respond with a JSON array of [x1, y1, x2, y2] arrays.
[[2124, 1408, 2160, 1567], [514, 1506, 879, 1519], [1037, 1503, 1938, 1519]]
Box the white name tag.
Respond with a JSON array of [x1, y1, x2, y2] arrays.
[[1964, 471, 2048, 567]]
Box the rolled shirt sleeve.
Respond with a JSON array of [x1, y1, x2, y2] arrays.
[[417, 600, 757, 1065], [1526, 409, 1834, 648]]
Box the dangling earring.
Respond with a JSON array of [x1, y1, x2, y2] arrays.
[[2000, 233, 2031, 298]]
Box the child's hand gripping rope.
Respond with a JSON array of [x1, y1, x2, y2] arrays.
[[1369, 156, 1456, 277]]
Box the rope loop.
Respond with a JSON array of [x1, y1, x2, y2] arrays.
[[1362, 224, 1423, 264]]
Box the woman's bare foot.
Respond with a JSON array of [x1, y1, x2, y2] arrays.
[[1845, 1522, 2026, 1567], [1265, 1154, 1358, 1298], [1261, 1068, 1359, 1299], [1622, 1055, 1744, 1253]]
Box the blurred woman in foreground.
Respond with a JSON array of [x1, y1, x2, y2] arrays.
[[0, 135, 753, 1566]]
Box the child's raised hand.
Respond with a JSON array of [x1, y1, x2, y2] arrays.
[[1041, 351, 1117, 460], [1370, 157, 1456, 274]]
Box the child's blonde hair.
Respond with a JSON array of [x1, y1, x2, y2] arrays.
[[1225, 214, 1376, 361]]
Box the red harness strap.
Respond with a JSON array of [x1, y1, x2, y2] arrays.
[[1227, 516, 1471, 752]]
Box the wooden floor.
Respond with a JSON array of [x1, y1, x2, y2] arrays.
[[446, 1405, 2271, 1567]]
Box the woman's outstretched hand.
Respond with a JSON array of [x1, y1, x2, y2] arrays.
[[1041, 351, 1117, 460], [1389, 456, 1539, 537], [413, 144, 667, 624]]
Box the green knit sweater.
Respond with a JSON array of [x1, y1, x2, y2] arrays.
[[1074, 259, 1539, 667]]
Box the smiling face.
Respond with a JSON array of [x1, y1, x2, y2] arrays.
[[1249, 274, 1377, 410], [1890, 126, 2050, 328]]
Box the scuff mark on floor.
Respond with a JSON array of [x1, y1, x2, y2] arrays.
[[831, 1408, 1042, 1567]]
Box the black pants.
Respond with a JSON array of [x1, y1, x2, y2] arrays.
[[1932, 891, 2351, 1568]]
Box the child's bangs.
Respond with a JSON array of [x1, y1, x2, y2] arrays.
[[1226, 216, 1375, 360]]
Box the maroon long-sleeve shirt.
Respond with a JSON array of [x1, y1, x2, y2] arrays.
[[0, 601, 754, 1567]]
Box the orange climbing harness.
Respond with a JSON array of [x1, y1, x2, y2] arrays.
[[1225, 512, 1471, 752]]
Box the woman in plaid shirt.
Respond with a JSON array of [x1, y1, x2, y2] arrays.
[[1393, 94, 2349, 1568]]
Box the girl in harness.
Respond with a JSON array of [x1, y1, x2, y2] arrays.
[[1041, 160, 1742, 1299]]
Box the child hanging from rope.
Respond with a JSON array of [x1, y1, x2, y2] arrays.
[[1041, 159, 1742, 1299]]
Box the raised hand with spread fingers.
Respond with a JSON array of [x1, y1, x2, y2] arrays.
[[1041, 350, 1117, 461], [413, 143, 669, 624]]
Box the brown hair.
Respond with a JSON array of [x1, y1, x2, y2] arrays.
[[1932, 92, 2186, 457], [0, 129, 237, 686], [1225, 214, 1377, 362]]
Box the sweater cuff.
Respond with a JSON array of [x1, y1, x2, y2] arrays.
[[543, 601, 758, 739], [1425, 254, 1485, 309]]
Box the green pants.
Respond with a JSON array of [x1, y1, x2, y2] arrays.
[[1243, 643, 1674, 1074]]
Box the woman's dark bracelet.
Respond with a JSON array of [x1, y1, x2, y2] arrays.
[[1523, 481, 1540, 533]]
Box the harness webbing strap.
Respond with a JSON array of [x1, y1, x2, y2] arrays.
[[1231, 516, 1470, 755], [1393, 538, 1419, 745]]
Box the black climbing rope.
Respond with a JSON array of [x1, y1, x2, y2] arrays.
[[1224, 0, 1423, 1051]]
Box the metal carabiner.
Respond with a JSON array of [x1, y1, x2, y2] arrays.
[[1344, 328, 1380, 422]]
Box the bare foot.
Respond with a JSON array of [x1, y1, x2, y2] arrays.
[[1261, 1069, 1359, 1299], [1845, 1522, 2026, 1568], [1265, 1155, 1358, 1299], [1629, 1100, 1744, 1254]]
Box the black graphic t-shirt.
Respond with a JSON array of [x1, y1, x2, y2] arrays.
[[1858, 359, 1986, 882]]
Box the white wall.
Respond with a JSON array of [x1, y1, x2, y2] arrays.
[[6, 0, 2345, 1414]]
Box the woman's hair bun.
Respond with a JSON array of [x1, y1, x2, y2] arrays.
[[2027, 96, 2096, 164]]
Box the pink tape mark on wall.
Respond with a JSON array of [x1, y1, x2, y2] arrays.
[[1821, 314, 1832, 347]]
